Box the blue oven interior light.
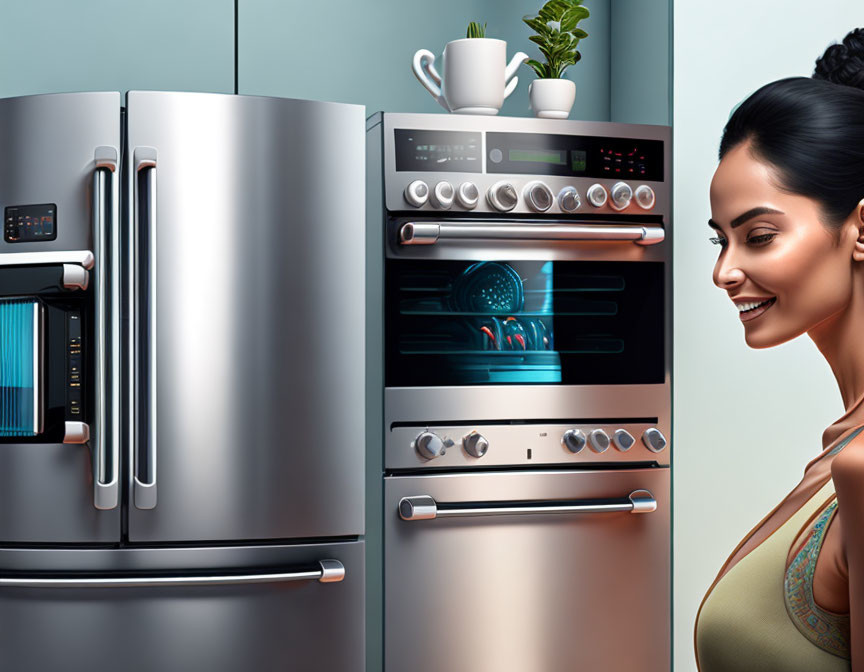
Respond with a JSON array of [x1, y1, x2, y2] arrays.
[[0, 299, 38, 437]]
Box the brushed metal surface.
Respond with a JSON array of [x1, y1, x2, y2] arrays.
[[0, 541, 364, 672], [0, 92, 120, 543], [126, 92, 365, 542], [384, 468, 670, 672]]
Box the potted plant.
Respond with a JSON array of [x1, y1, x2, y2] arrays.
[[412, 22, 528, 115], [523, 0, 590, 118]]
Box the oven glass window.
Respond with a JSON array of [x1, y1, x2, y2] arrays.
[[386, 260, 664, 386]]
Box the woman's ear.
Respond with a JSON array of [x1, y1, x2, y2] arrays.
[[853, 198, 864, 262]]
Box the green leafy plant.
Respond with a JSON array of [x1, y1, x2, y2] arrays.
[[466, 21, 487, 39], [523, 0, 589, 78]]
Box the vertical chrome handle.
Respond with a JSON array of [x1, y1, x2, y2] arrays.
[[93, 147, 119, 510], [133, 147, 157, 510]]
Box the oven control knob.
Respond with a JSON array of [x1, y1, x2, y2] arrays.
[[612, 429, 636, 451], [487, 181, 519, 212], [588, 429, 610, 453], [404, 180, 429, 208], [609, 181, 633, 211], [457, 182, 480, 209], [413, 431, 447, 460], [562, 429, 586, 454], [634, 184, 656, 210], [586, 183, 608, 208], [523, 181, 554, 212], [558, 187, 581, 213], [431, 181, 455, 209], [463, 431, 489, 458], [642, 428, 668, 453]]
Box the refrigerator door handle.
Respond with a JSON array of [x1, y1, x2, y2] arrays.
[[133, 147, 157, 510], [398, 489, 657, 521], [398, 222, 666, 246], [93, 147, 119, 510], [0, 559, 346, 588]]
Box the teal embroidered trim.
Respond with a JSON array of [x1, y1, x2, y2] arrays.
[[783, 499, 851, 659], [827, 425, 864, 457]]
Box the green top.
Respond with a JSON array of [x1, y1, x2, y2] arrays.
[[695, 477, 851, 671]]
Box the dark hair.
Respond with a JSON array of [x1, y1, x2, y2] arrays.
[[718, 28, 864, 229]]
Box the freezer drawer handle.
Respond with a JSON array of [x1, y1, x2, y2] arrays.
[[132, 147, 158, 510], [398, 490, 657, 521], [0, 250, 95, 269], [399, 222, 665, 246], [0, 559, 346, 588]]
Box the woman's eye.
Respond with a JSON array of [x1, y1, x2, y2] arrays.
[[747, 233, 777, 245], [708, 236, 727, 248]]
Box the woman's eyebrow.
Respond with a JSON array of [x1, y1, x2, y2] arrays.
[[708, 207, 785, 231]]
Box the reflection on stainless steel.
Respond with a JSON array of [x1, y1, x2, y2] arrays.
[[398, 489, 656, 520]]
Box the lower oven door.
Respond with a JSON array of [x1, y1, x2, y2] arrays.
[[384, 467, 670, 672]]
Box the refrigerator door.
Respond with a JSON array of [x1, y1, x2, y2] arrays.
[[125, 92, 365, 542], [0, 541, 364, 671], [0, 92, 121, 543], [384, 467, 671, 672]]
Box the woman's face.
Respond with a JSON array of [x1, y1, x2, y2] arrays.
[[709, 141, 861, 348]]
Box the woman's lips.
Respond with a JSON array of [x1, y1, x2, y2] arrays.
[[739, 297, 777, 322]]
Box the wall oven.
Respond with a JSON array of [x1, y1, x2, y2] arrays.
[[367, 112, 671, 671]]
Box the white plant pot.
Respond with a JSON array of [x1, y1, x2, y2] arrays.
[[529, 78, 576, 119]]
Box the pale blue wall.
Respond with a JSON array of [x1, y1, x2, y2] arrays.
[[0, 0, 234, 98], [238, 0, 612, 121]]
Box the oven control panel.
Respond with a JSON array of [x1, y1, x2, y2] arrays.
[[387, 422, 670, 470]]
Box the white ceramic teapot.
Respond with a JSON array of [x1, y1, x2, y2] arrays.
[[413, 38, 528, 115]]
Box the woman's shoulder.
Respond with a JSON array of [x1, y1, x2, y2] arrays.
[[831, 429, 864, 485]]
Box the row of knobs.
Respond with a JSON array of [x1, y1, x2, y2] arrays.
[[413, 427, 667, 460], [404, 180, 656, 212]]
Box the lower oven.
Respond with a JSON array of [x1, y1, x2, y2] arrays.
[[384, 465, 669, 672]]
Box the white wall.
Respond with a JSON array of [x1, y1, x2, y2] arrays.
[[673, 4, 864, 671]]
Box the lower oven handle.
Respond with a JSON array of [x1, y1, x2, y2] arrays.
[[399, 222, 665, 246], [0, 559, 345, 588], [399, 490, 656, 521]]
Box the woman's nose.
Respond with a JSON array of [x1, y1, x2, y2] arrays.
[[713, 251, 746, 289]]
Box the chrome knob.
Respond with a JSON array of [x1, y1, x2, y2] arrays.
[[612, 429, 635, 452], [642, 428, 667, 453], [457, 182, 479, 209], [634, 184, 656, 210], [487, 181, 519, 212], [404, 180, 429, 208], [431, 181, 455, 209], [463, 431, 489, 458], [588, 429, 610, 453], [523, 181, 554, 212], [609, 181, 633, 211], [558, 187, 581, 213], [414, 431, 446, 459], [562, 429, 586, 454], [586, 183, 608, 208]]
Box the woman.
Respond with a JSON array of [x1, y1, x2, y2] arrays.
[[694, 28, 864, 671]]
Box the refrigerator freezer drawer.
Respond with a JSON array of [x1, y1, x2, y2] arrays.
[[384, 467, 670, 672], [0, 540, 364, 672]]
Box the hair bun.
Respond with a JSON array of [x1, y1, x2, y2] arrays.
[[813, 28, 864, 90]]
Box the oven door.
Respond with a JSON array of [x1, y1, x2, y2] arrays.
[[384, 467, 670, 672]]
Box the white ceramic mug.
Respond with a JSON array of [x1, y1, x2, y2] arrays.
[[413, 39, 528, 115]]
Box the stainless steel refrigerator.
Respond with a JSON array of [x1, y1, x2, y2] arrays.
[[0, 91, 365, 671]]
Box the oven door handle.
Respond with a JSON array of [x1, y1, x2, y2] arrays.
[[0, 560, 346, 588], [399, 222, 665, 246], [398, 489, 656, 521]]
